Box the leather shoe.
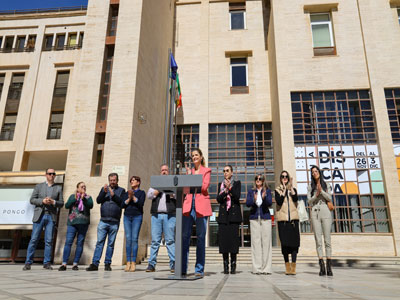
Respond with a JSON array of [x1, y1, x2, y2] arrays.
[[43, 263, 53, 270], [86, 264, 98, 271], [58, 265, 67, 271], [72, 265, 79, 271], [22, 264, 31, 271], [105, 264, 112, 271]]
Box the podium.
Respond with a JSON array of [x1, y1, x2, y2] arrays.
[[150, 174, 203, 280]]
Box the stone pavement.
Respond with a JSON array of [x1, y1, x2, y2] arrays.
[[0, 263, 399, 300]]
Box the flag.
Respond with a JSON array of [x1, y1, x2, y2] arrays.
[[175, 73, 182, 108], [170, 53, 178, 80]]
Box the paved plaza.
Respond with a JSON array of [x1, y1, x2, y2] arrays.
[[0, 263, 398, 300]]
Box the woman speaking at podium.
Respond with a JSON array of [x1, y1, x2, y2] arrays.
[[182, 148, 212, 277]]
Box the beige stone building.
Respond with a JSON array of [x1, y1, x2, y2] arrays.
[[1, 0, 400, 266]]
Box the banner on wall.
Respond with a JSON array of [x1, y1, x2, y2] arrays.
[[0, 188, 34, 224], [294, 144, 384, 195]]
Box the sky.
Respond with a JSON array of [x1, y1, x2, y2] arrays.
[[0, 0, 88, 11]]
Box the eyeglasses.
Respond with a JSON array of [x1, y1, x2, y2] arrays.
[[280, 175, 289, 179], [46, 173, 56, 176], [223, 169, 230, 173]]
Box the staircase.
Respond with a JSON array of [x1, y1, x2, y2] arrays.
[[146, 246, 400, 268]]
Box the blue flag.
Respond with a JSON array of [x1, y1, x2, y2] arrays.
[[170, 53, 178, 80]]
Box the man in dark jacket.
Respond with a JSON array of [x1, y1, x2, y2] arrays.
[[86, 173, 125, 271], [145, 164, 176, 272]]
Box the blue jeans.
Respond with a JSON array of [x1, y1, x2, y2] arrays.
[[148, 214, 176, 268], [124, 214, 143, 262], [92, 220, 119, 266], [62, 224, 89, 264], [182, 206, 208, 275], [25, 214, 54, 265]]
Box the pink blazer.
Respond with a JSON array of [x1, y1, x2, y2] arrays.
[[182, 165, 212, 217]]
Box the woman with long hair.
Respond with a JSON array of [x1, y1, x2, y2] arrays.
[[182, 148, 212, 277], [59, 182, 93, 271], [307, 166, 333, 276], [123, 175, 146, 272], [246, 174, 273, 274], [216, 165, 242, 274], [275, 170, 300, 275]]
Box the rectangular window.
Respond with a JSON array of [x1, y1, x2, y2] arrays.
[[67, 33, 77, 47], [229, 2, 246, 30], [55, 34, 66, 50], [0, 74, 4, 99], [310, 13, 336, 56], [26, 35, 36, 51], [208, 122, 274, 247], [292, 90, 388, 233], [4, 36, 14, 52], [0, 37, 3, 49], [16, 36, 26, 52], [7, 73, 24, 102], [78, 32, 84, 48], [108, 5, 119, 36], [230, 57, 248, 94], [43, 34, 53, 51], [0, 114, 17, 141], [47, 71, 69, 140], [398, 8, 400, 24], [91, 133, 106, 176]]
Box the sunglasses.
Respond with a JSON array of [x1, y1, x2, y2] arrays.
[[47, 172, 56, 176], [223, 169, 230, 173], [280, 175, 289, 179], [256, 177, 263, 181]]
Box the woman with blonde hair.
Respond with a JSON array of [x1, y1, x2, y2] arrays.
[[275, 170, 299, 275]]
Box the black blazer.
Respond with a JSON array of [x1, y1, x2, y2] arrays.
[[216, 180, 242, 224]]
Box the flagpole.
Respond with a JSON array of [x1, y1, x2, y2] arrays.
[[163, 49, 172, 165], [169, 79, 177, 172]]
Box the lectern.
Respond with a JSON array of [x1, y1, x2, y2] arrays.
[[150, 174, 203, 280]]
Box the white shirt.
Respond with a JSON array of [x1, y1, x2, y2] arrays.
[[256, 188, 263, 207]]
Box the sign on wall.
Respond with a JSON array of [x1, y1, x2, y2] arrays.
[[0, 188, 34, 224], [295, 144, 384, 196]]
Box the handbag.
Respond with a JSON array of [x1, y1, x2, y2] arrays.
[[297, 200, 309, 222], [327, 201, 334, 211]]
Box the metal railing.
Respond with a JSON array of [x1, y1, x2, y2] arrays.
[[0, 6, 87, 15]]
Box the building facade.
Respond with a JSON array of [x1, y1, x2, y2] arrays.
[[0, 0, 399, 265]]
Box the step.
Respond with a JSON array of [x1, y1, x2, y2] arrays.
[[146, 246, 400, 267]]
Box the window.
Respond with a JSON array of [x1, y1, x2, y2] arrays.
[[43, 34, 53, 51], [208, 122, 274, 247], [26, 35, 36, 51], [47, 112, 63, 139], [174, 125, 200, 173], [0, 114, 17, 141], [91, 133, 106, 176], [398, 8, 400, 24], [4, 36, 14, 52], [47, 71, 69, 140], [55, 34, 66, 50], [7, 74, 24, 101], [0, 37, 3, 49], [292, 90, 388, 233], [310, 13, 336, 56], [108, 5, 119, 36], [16, 36, 26, 52], [0, 74, 4, 99], [78, 32, 84, 48], [230, 57, 248, 94], [67, 33, 77, 48], [229, 2, 246, 30]]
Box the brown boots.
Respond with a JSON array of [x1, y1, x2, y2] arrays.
[[124, 262, 136, 272], [285, 262, 296, 275]]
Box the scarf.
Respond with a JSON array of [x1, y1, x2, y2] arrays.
[[220, 180, 234, 211], [76, 193, 87, 212]]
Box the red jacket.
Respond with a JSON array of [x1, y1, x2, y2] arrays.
[[182, 165, 212, 217]]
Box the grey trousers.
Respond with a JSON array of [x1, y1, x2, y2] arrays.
[[250, 219, 272, 274], [311, 203, 332, 258]]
